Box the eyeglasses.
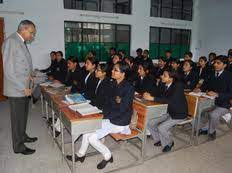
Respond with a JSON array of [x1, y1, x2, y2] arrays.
[[112, 68, 120, 72]]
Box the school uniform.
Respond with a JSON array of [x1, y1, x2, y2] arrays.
[[83, 71, 99, 102], [183, 70, 199, 90], [41, 59, 57, 75], [147, 82, 188, 147], [165, 56, 174, 67], [134, 75, 159, 96], [154, 66, 166, 79], [127, 66, 139, 86], [77, 79, 135, 160], [51, 58, 67, 83], [65, 67, 85, 93], [91, 77, 112, 111], [200, 70, 232, 134]]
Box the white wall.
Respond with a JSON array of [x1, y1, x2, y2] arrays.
[[191, 0, 232, 60], [0, 0, 192, 69]]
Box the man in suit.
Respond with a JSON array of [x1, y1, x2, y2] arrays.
[[2, 20, 37, 155]]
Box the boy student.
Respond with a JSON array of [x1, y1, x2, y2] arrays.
[[66, 62, 134, 169], [196, 55, 232, 140], [143, 69, 188, 152]]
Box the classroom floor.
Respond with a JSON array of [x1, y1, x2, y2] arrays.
[[0, 100, 232, 173]]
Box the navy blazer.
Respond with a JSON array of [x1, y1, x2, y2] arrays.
[[154, 82, 188, 119], [65, 67, 85, 94], [104, 79, 135, 126], [83, 71, 99, 102], [52, 58, 67, 83], [183, 70, 199, 90], [91, 78, 112, 111], [201, 70, 232, 109]]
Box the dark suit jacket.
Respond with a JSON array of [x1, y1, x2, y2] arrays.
[[183, 70, 199, 90], [196, 66, 211, 81], [91, 78, 112, 111], [201, 70, 232, 109], [154, 82, 188, 119], [83, 71, 99, 102], [104, 79, 135, 126], [52, 58, 67, 83]]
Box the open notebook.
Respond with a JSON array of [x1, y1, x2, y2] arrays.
[[69, 103, 102, 116], [189, 92, 216, 100]]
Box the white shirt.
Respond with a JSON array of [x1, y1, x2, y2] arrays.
[[16, 32, 24, 42], [166, 82, 172, 90], [95, 79, 102, 94], [84, 72, 91, 84], [215, 70, 223, 77]]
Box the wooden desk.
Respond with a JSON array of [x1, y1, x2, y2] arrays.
[[41, 86, 103, 173], [133, 98, 168, 158]]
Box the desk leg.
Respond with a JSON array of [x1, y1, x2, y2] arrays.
[[71, 136, 75, 173], [41, 95, 44, 117], [195, 112, 201, 145], [45, 101, 49, 120], [52, 109, 55, 138], [61, 120, 65, 155]]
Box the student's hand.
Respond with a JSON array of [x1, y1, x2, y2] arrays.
[[53, 80, 61, 84], [24, 89, 32, 96], [48, 76, 54, 80], [193, 88, 201, 93], [206, 91, 218, 97], [143, 92, 154, 101]]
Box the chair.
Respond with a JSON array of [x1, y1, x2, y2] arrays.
[[110, 102, 148, 159], [174, 94, 199, 145]]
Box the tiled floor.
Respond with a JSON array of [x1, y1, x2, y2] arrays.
[[0, 100, 232, 173]]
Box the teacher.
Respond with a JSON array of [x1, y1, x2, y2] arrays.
[[2, 20, 37, 155]]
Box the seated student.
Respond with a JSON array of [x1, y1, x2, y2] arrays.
[[48, 51, 67, 83], [66, 62, 135, 169], [181, 51, 196, 70], [106, 54, 122, 77], [142, 49, 154, 68], [91, 63, 112, 110], [135, 61, 159, 96], [195, 55, 232, 140], [207, 52, 217, 71], [106, 47, 117, 66], [165, 50, 174, 67], [154, 56, 167, 80], [118, 49, 126, 60], [182, 60, 199, 91], [124, 56, 138, 85], [143, 69, 188, 152], [83, 56, 99, 102], [195, 56, 211, 88], [134, 48, 143, 65], [227, 51, 232, 73], [41, 51, 57, 74], [65, 56, 85, 93]]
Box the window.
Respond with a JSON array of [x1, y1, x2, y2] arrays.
[[65, 21, 130, 61], [149, 26, 191, 59], [64, 0, 131, 14], [151, 0, 193, 21]]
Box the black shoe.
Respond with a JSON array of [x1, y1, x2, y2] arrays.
[[208, 131, 216, 141], [24, 137, 38, 143], [15, 147, 36, 155], [66, 154, 85, 163], [162, 142, 174, 153], [32, 97, 39, 104], [154, 141, 161, 147], [97, 156, 113, 169], [55, 131, 61, 138], [198, 129, 208, 136]]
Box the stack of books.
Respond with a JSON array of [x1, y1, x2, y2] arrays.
[[69, 102, 102, 116]]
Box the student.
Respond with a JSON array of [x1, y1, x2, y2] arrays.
[[154, 56, 167, 80], [48, 51, 67, 83], [41, 51, 57, 74], [165, 50, 174, 67], [135, 61, 158, 96], [92, 63, 112, 111], [207, 52, 216, 71], [143, 69, 188, 152], [142, 49, 154, 70], [196, 56, 211, 88], [124, 56, 138, 85], [66, 62, 135, 169], [181, 51, 196, 70], [182, 60, 199, 90], [65, 56, 85, 93], [196, 55, 232, 140], [83, 56, 99, 102], [227, 52, 232, 73], [106, 54, 122, 77], [134, 48, 143, 64], [107, 47, 116, 65], [118, 49, 126, 60]]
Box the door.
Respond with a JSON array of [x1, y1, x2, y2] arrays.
[[0, 18, 6, 101]]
